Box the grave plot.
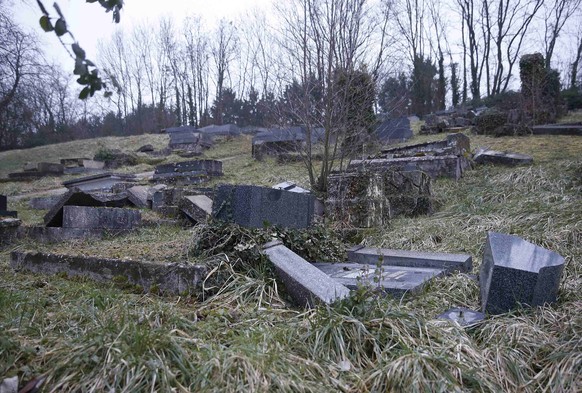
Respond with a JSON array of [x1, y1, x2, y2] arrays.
[[63, 173, 137, 192], [213, 184, 315, 229], [480, 232, 565, 315], [152, 160, 223, 185]]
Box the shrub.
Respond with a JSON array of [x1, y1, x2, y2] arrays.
[[474, 109, 508, 135]]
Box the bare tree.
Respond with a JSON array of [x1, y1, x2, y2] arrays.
[[543, 0, 582, 69], [212, 19, 238, 125]]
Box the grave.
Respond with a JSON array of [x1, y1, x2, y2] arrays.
[[311, 262, 445, 296], [263, 240, 350, 307], [326, 170, 432, 228], [0, 218, 21, 246], [29, 194, 64, 210], [272, 181, 324, 216], [62, 206, 141, 230], [347, 245, 472, 273], [11, 251, 206, 295], [63, 173, 137, 192], [349, 155, 465, 180], [480, 232, 565, 315], [0, 194, 18, 218], [375, 116, 413, 144], [152, 160, 222, 184], [213, 185, 315, 229], [127, 185, 151, 208], [381, 133, 471, 158], [179, 195, 213, 224], [473, 149, 533, 166], [44, 188, 134, 227], [531, 124, 582, 136]]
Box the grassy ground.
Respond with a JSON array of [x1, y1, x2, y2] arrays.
[[0, 122, 581, 392]]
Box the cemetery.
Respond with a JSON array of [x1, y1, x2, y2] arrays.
[[0, 113, 580, 391]]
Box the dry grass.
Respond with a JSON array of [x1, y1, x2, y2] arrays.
[[1, 120, 581, 392]]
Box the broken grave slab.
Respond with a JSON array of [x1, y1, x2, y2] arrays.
[[0, 194, 18, 218], [349, 155, 465, 180], [11, 251, 206, 295], [312, 262, 444, 297], [214, 185, 315, 229], [480, 232, 565, 315], [63, 172, 137, 192], [0, 218, 21, 247], [473, 149, 533, 166], [127, 185, 151, 208], [263, 240, 350, 308], [29, 194, 64, 210], [179, 195, 213, 224], [44, 188, 133, 227], [347, 245, 472, 274], [62, 206, 141, 230], [531, 124, 582, 136]]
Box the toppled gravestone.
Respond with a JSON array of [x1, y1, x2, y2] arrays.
[[262, 240, 350, 307], [63, 173, 137, 192], [179, 195, 213, 224], [213, 185, 315, 229], [152, 160, 222, 184], [480, 232, 565, 315], [29, 194, 64, 210], [127, 185, 151, 208], [44, 188, 134, 227], [11, 251, 206, 295], [0, 194, 18, 218], [326, 170, 432, 228], [473, 148, 533, 166], [0, 218, 21, 246], [62, 206, 141, 230]]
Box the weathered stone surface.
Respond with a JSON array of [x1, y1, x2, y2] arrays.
[[531, 124, 582, 136], [0, 218, 21, 246], [326, 170, 432, 228], [312, 262, 444, 297], [37, 162, 64, 174], [473, 149, 533, 166], [62, 206, 141, 230], [0, 195, 17, 218], [127, 185, 151, 208], [11, 251, 206, 295], [82, 159, 106, 170], [272, 181, 310, 193], [179, 195, 213, 223], [349, 155, 464, 180], [155, 160, 223, 177], [436, 308, 485, 326], [263, 240, 350, 307], [480, 232, 565, 315], [375, 116, 412, 144], [29, 195, 63, 210], [213, 185, 315, 229], [0, 195, 6, 211], [63, 173, 137, 192], [44, 189, 132, 227], [347, 245, 472, 273]]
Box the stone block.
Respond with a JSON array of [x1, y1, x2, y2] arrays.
[[62, 206, 141, 230], [179, 195, 212, 223], [349, 155, 464, 180], [347, 245, 472, 273], [63, 173, 136, 192], [312, 262, 444, 297], [127, 185, 151, 208], [11, 251, 206, 295], [531, 124, 582, 136], [37, 162, 64, 174], [213, 185, 315, 229], [0, 218, 21, 246], [480, 232, 565, 315], [29, 195, 63, 210], [473, 149, 533, 166], [82, 160, 106, 170], [263, 240, 350, 307]]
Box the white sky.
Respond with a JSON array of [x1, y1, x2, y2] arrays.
[[11, 0, 271, 70]]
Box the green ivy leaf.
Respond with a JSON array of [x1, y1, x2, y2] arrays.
[[39, 15, 53, 32], [54, 18, 67, 36], [72, 43, 86, 60]]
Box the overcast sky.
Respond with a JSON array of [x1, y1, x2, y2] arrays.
[[11, 0, 271, 70]]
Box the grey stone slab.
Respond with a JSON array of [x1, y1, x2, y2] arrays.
[[263, 241, 350, 307], [213, 185, 315, 229], [480, 232, 565, 314], [0, 195, 6, 211], [62, 206, 141, 230], [82, 160, 105, 170], [127, 186, 151, 208], [347, 246, 472, 273], [44, 189, 132, 227], [0, 219, 21, 246], [349, 155, 464, 180], [375, 117, 413, 143], [63, 173, 136, 192], [60, 158, 88, 167], [312, 262, 444, 297], [37, 162, 64, 174], [436, 307, 485, 326], [272, 181, 310, 193], [531, 124, 582, 136], [11, 251, 206, 295], [473, 149, 533, 166], [29, 195, 63, 210], [179, 195, 212, 223]]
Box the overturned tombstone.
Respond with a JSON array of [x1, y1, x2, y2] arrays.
[[0, 194, 18, 218], [127, 185, 151, 208], [44, 188, 134, 227], [480, 232, 565, 315], [179, 195, 213, 224], [213, 185, 315, 229], [473, 148, 533, 166], [62, 206, 141, 230], [63, 172, 137, 192], [30, 194, 64, 210], [263, 240, 350, 307], [11, 251, 206, 295], [273, 181, 324, 216], [326, 170, 432, 228], [152, 160, 222, 185]]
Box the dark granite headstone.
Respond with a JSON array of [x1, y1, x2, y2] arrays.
[[213, 185, 315, 229], [263, 240, 350, 307], [480, 232, 565, 314], [0, 195, 6, 211], [375, 117, 413, 143], [0, 195, 18, 218], [62, 206, 141, 230]]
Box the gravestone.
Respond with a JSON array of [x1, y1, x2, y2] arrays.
[[179, 195, 213, 223], [127, 186, 151, 208], [312, 262, 444, 297], [480, 232, 565, 315], [375, 117, 413, 144], [263, 240, 350, 307], [37, 162, 64, 174], [62, 206, 141, 230], [63, 173, 136, 192], [0, 195, 17, 218], [473, 149, 533, 166], [29, 195, 63, 210], [347, 245, 472, 273], [213, 185, 315, 229]]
